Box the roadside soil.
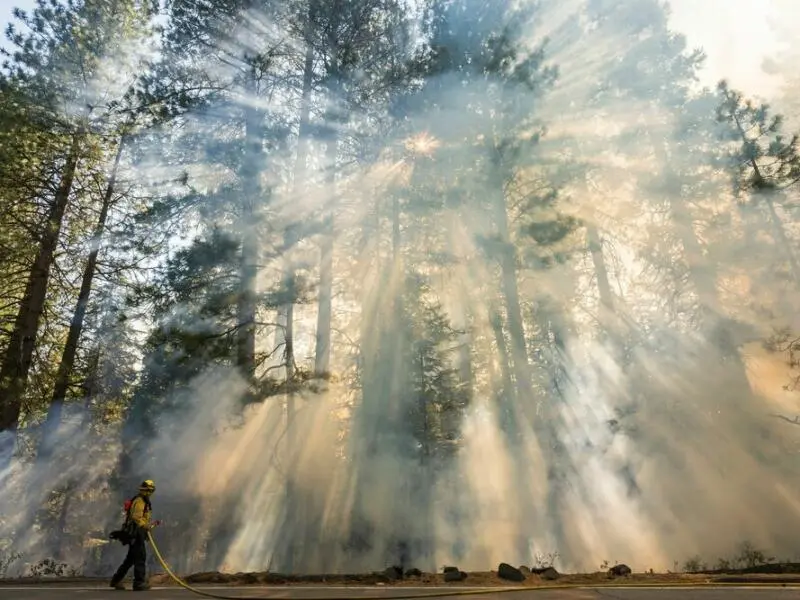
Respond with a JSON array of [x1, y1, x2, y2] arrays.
[[4, 564, 800, 588]]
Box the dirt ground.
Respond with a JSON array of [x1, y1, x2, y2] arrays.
[[5, 566, 800, 588], [143, 562, 800, 587]]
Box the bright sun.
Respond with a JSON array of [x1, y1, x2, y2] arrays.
[[404, 131, 441, 157]]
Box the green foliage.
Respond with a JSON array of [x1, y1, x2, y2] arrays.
[[134, 229, 242, 388], [401, 273, 469, 458], [421, 0, 558, 163], [3, 0, 159, 132], [0, 82, 66, 334], [716, 80, 800, 194], [359, 267, 469, 462]]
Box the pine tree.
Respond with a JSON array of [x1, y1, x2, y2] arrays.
[[715, 80, 800, 283], [0, 0, 158, 457]]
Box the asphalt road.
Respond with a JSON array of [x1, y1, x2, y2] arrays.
[[0, 586, 799, 600]]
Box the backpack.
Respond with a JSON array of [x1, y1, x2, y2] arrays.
[[109, 495, 150, 545]]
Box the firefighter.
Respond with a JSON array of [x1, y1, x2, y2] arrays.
[[110, 479, 160, 591]]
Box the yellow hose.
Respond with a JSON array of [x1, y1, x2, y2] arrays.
[[146, 532, 798, 600]]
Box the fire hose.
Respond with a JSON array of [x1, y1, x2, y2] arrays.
[[146, 532, 798, 600]]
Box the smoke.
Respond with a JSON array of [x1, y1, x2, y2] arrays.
[[4, 0, 800, 579]]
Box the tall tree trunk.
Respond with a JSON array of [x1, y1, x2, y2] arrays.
[[40, 137, 125, 459], [488, 170, 526, 409], [52, 483, 73, 562], [0, 134, 81, 449], [278, 42, 315, 356], [313, 164, 335, 378], [587, 222, 629, 365], [543, 310, 571, 556], [489, 309, 514, 402], [81, 344, 101, 414], [493, 186, 530, 396], [492, 166, 548, 561], [447, 216, 473, 404], [237, 91, 263, 381], [279, 39, 315, 573], [281, 287, 297, 573], [314, 57, 340, 379], [281, 38, 313, 481], [587, 223, 614, 313], [285, 297, 296, 390]]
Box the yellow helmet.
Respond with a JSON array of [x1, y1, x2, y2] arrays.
[[139, 479, 156, 493]]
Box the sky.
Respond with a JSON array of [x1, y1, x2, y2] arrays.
[[0, 0, 795, 99], [667, 0, 796, 98]]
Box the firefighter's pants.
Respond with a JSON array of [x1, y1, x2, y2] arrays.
[[111, 534, 147, 586]]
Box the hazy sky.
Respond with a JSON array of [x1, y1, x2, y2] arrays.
[[0, 0, 795, 99], [668, 0, 795, 97]]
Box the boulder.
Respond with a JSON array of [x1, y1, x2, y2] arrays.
[[497, 563, 526, 582], [539, 567, 560, 581], [519, 566, 532, 577], [444, 570, 467, 582], [405, 568, 423, 578], [443, 566, 459, 574], [609, 564, 632, 577]]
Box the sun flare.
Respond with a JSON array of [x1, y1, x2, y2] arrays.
[[403, 131, 441, 157]]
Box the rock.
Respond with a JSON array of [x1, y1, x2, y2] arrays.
[[539, 567, 560, 581], [405, 568, 423, 578], [519, 566, 531, 577], [497, 563, 526, 582], [443, 566, 459, 573], [383, 566, 403, 580], [444, 570, 467, 582], [609, 564, 632, 577]]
